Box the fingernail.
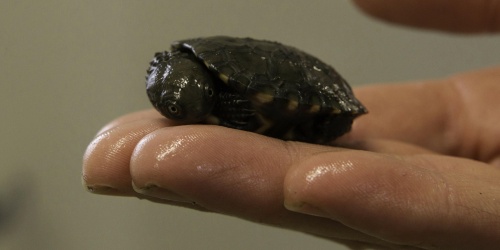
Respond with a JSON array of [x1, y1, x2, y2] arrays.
[[284, 201, 328, 218], [85, 184, 120, 195], [133, 183, 190, 203]]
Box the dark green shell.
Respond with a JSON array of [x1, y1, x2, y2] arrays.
[[147, 36, 367, 144]]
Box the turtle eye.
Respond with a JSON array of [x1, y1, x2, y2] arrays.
[[167, 104, 182, 117], [207, 88, 214, 97]]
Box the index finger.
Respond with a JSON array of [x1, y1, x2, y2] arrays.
[[352, 0, 500, 33]]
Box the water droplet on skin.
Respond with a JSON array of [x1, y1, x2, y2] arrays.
[[305, 161, 354, 182], [155, 138, 186, 167]]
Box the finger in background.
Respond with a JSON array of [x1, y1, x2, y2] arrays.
[[352, 0, 500, 33]]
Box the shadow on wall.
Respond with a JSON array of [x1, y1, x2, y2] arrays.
[[0, 171, 32, 235]]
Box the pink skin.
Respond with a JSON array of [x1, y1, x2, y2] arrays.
[[83, 66, 500, 249], [83, 1, 500, 249], [352, 0, 500, 33]]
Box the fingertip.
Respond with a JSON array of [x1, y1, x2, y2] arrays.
[[283, 150, 450, 243], [128, 125, 202, 189], [82, 118, 169, 195]]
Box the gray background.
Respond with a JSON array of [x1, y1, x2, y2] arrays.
[[0, 1, 498, 249]]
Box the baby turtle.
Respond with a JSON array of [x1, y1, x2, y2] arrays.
[[145, 36, 367, 144]]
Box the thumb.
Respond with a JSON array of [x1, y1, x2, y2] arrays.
[[284, 149, 500, 249]]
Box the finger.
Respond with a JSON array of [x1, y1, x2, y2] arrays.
[[346, 66, 500, 162], [339, 138, 436, 155], [284, 150, 500, 249], [128, 125, 404, 246], [82, 118, 170, 195], [83, 118, 431, 198], [96, 109, 164, 135], [130, 125, 323, 217], [352, 0, 500, 33], [344, 78, 457, 154]]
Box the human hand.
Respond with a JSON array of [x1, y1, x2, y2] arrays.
[[83, 66, 500, 249], [82, 1, 500, 249]]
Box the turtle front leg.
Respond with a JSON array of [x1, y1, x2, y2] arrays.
[[205, 91, 260, 131]]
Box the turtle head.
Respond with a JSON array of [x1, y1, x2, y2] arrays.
[[146, 51, 216, 123]]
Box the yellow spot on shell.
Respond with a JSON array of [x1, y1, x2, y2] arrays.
[[254, 93, 274, 104], [308, 95, 322, 113], [309, 104, 320, 113], [287, 100, 299, 111], [331, 108, 342, 114], [219, 73, 229, 84], [286, 93, 299, 111], [255, 113, 273, 134]]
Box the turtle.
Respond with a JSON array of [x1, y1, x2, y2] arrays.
[[145, 36, 367, 144]]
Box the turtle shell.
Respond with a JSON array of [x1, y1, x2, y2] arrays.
[[148, 36, 367, 144]]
